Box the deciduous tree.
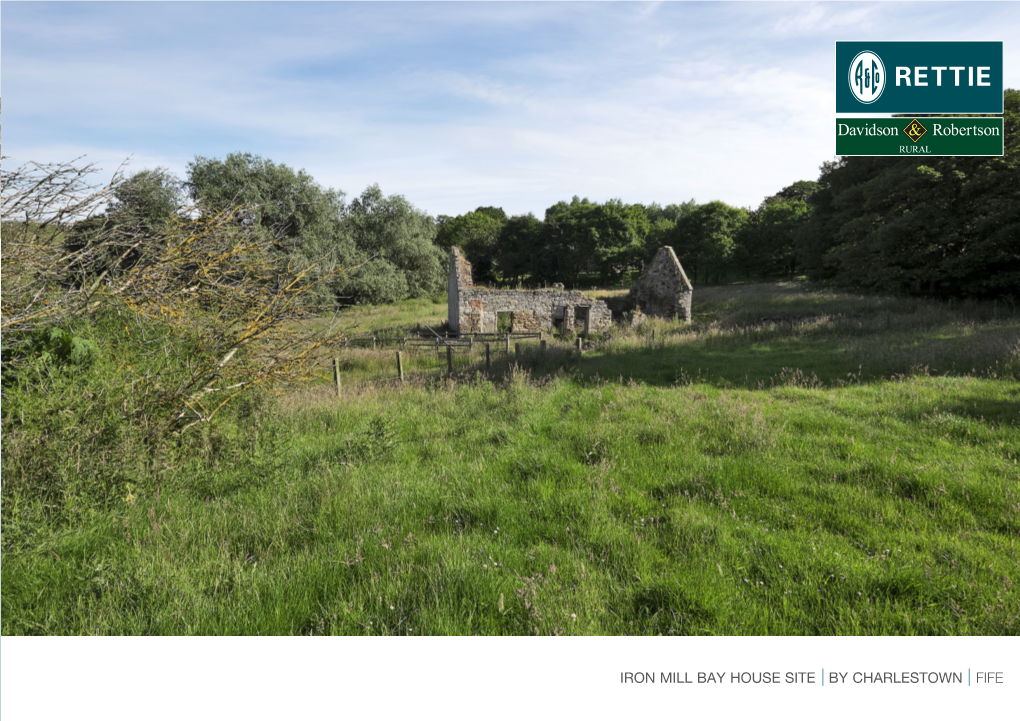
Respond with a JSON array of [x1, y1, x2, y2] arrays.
[[340, 184, 445, 303], [434, 207, 505, 283], [796, 89, 1019, 298], [671, 201, 747, 284], [2, 156, 343, 433]]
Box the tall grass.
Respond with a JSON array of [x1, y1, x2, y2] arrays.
[[3, 281, 1018, 635], [312, 281, 1020, 389]]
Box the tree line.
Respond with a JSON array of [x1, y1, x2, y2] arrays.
[[68, 152, 448, 308], [65, 88, 1017, 304], [442, 89, 1017, 299], [796, 89, 1019, 299], [436, 186, 815, 288]]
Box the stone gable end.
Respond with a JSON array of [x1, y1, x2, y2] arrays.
[[631, 246, 693, 322]]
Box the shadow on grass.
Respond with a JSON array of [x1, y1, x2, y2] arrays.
[[517, 321, 1020, 392], [522, 341, 855, 390]]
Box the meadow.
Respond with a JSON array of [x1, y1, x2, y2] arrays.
[[2, 281, 1018, 635]]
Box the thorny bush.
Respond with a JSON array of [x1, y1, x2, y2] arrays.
[[2, 156, 347, 518]]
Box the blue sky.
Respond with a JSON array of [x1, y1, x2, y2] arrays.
[[3, 1, 1018, 218]]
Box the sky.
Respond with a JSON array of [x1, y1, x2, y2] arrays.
[[3, 1, 1019, 218]]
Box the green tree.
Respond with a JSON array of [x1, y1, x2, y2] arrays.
[[797, 89, 1019, 298], [185, 155, 448, 306], [434, 207, 506, 283], [108, 167, 185, 229], [644, 200, 697, 224], [340, 184, 445, 304], [63, 168, 188, 281], [186, 153, 350, 306], [542, 197, 649, 285], [494, 213, 544, 286], [642, 199, 696, 262], [473, 206, 508, 224], [186, 153, 346, 253], [738, 181, 817, 278], [643, 218, 673, 263], [671, 201, 748, 284], [775, 180, 820, 203]]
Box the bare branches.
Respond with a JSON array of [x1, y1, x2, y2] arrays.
[[1, 155, 126, 227], [2, 156, 128, 339], [2, 156, 346, 433]]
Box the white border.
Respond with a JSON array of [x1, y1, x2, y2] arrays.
[[1, 637, 1015, 720]]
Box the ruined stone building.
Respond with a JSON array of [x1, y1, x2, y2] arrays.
[[447, 247, 613, 335], [629, 246, 693, 322]]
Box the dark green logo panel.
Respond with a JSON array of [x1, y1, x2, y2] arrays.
[[835, 118, 1004, 156], [836, 41, 1003, 113]]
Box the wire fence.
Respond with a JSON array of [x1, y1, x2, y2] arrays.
[[332, 331, 543, 351], [320, 332, 571, 391]]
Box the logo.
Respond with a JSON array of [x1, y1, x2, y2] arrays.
[[903, 119, 928, 143], [848, 50, 886, 104]]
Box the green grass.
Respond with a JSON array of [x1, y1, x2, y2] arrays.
[[324, 295, 451, 336], [3, 281, 1019, 635]]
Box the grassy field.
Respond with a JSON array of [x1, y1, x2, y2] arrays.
[[2, 281, 1018, 635]]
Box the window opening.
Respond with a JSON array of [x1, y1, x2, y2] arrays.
[[497, 311, 513, 334], [574, 306, 591, 334]]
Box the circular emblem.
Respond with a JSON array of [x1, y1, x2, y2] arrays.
[[848, 50, 886, 104]]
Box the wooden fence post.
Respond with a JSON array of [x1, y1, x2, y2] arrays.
[[541, 340, 547, 353], [396, 351, 404, 383], [333, 357, 341, 397], [485, 343, 491, 375], [505, 335, 511, 354], [447, 345, 453, 377], [576, 337, 583, 356], [515, 342, 521, 361], [373, 336, 377, 350]]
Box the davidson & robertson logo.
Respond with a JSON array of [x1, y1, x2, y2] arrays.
[[903, 119, 928, 143]]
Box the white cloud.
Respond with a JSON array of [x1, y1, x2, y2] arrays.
[[772, 3, 881, 36], [3, 2, 1017, 217]]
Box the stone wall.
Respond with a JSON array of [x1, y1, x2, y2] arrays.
[[448, 247, 612, 335], [629, 246, 693, 322], [448, 247, 474, 331]]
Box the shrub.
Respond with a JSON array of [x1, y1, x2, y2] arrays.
[[1, 156, 344, 517]]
